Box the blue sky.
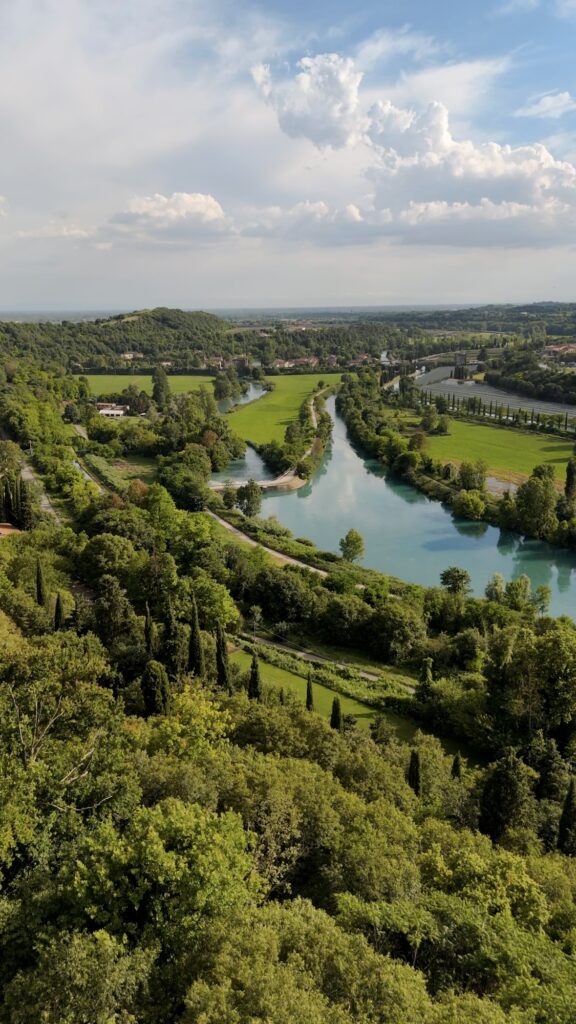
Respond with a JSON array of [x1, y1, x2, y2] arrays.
[[0, 0, 575, 308]]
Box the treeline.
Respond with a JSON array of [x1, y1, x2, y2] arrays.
[[487, 352, 576, 406]]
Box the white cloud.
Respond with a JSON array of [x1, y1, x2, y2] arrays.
[[384, 58, 510, 117], [354, 26, 439, 69], [252, 54, 366, 148], [516, 91, 576, 118], [556, 0, 576, 16], [108, 192, 233, 241], [495, 0, 540, 15]]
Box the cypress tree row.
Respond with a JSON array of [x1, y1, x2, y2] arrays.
[[558, 778, 576, 856], [306, 671, 314, 712], [407, 749, 421, 796], [215, 621, 231, 690], [248, 651, 262, 701], [141, 660, 172, 717], [35, 558, 47, 607], [188, 592, 205, 678], [330, 696, 342, 731], [53, 592, 64, 631]]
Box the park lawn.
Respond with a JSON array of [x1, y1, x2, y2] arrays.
[[229, 373, 342, 444], [230, 649, 375, 729], [110, 455, 157, 484], [425, 419, 573, 485], [79, 374, 214, 396]]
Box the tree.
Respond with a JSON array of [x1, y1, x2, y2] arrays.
[[451, 752, 462, 780], [305, 671, 314, 712], [162, 600, 188, 677], [35, 558, 47, 607], [144, 602, 156, 657], [339, 528, 365, 563], [479, 751, 536, 843], [152, 364, 171, 410], [53, 592, 65, 631], [558, 779, 576, 856], [440, 566, 471, 595], [515, 466, 558, 540], [215, 620, 231, 690], [236, 479, 262, 518], [248, 651, 262, 701], [565, 457, 576, 501], [141, 660, 171, 717], [416, 658, 434, 703], [188, 592, 205, 678], [330, 696, 342, 731], [222, 481, 237, 510], [407, 749, 421, 796]]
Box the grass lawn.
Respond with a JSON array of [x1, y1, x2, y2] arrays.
[[229, 373, 342, 444], [79, 374, 214, 396], [110, 455, 157, 484], [425, 419, 573, 485], [230, 649, 375, 728]]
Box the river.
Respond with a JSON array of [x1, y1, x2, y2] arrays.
[[218, 395, 576, 617]]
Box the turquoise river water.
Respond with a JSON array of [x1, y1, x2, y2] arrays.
[[219, 396, 576, 618]]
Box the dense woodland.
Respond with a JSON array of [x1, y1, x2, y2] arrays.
[[1, 333, 576, 1020]]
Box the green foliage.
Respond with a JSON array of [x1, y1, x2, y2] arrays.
[[339, 528, 365, 562]]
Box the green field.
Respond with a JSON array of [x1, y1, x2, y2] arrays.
[[425, 419, 573, 485], [230, 649, 375, 728], [229, 373, 342, 444], [79, 374, 214, 396], [111, 455, 157, 484]]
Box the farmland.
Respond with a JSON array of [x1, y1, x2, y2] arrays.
[[425, 418, 573, 485], [78, 373, 214, 395], [229, 373, 342, 443]]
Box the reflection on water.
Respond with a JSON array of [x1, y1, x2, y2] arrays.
[[261, 397, 576, 618]]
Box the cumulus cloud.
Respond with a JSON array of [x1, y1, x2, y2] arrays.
[[516, 91, 576, 118], [108, 192, 233, 242], [252, 54, 366, 148]]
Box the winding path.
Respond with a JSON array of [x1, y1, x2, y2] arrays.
[[206, 509, 328, 577]]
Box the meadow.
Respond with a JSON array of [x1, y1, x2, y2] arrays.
[[425, 418, 573, 485], [79, 373, 213, 395], [229, 373, 342, 444], [230, 649, 375, 728]]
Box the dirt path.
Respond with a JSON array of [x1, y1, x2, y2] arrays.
[[21, 464, 61, 523], [206, 509, 328, 576]]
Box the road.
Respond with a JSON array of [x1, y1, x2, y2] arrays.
[[415, 375, 576, 419]]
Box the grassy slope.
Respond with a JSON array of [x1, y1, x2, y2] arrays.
[[229, 373, 342, 444], [80, 374, 214, 396], [230, 649, 375, 729], [425, 419, 573, 484]]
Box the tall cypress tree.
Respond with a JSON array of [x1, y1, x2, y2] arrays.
[[407, 749, 421, 796], [248, 651, 262, 701], [330, 696, 342, 731], [451, 752, 462, 780], [141, 660, 171, 717], [19, 479, 34, 530], [558, 778, 576, 856], [566, 458, 576, 501], [416, 657, 434, 703], [3, 478, 13, 524], [188, 592, 205, 678], [144, 602, 156, 657], [215, 620, 231, 690], [53, 591, 64, 631], [306, 670, 314, 712], [152, 365, 171, 411], [162, 600, 187, 677], [35, 558, 47, 607]]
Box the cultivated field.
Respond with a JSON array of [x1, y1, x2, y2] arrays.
[[416, 376, 576, 418], [426, 419, 573, 484], [79, 373, 214, 395], [229, 373, 342, 443]]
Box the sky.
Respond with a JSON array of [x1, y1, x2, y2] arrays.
[[0, 0, 575, 310]]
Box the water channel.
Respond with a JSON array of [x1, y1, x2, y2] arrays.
[[218, 395, 576, 618]]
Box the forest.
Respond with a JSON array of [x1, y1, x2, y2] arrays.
[[1, 353, 576, 1021]]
